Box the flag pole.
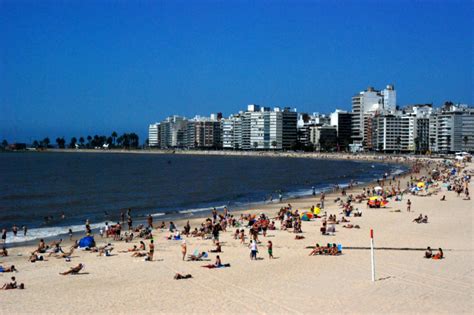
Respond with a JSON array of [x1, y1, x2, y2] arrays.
[[370, 229, 375, 282]]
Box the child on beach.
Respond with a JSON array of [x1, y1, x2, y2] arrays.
[[407, 199, 412, 212], [240, 229, 245, 244], [181, 240, 187, 261], [267, 241, 273, 259]]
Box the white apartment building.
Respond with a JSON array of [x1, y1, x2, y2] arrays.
[[352, 85, 397, 147], [429, 105, 474, 153], [148, 123, 160, 147]]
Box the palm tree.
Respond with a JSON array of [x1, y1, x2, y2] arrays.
[[56, 137, 66, 149], [32, 140, 39, 148], [253, 142, 259, 150], [87, 136, 92, 148], [1, 139, 8, 148], [111, 131, 118, 147], [69, 137, 77, 149], [79, 137, 85, 147], [43, 137, 50, 148]]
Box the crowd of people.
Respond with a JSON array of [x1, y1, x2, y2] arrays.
[[2, 156, 470, 292]]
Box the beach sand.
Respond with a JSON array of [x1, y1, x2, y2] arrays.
[[1, 159, 472, 314]]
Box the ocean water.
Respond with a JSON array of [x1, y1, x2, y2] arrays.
[[0, 152, 406, 244]]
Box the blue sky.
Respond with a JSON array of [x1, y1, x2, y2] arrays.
[[1, 0, 472, 143]]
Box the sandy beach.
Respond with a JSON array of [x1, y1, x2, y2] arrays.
[[1, 156, 472, 314]]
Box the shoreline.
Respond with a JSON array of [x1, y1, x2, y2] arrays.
[[1, 153, 410, 247], [2, 158, 472, 314], [23, 147, 434, 164]]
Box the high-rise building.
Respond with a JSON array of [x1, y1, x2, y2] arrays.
[[281, 107, 297, 150], [310, 125, 337, 152], [148, 123, 160, 147], [429, 104, 474, 153], [159, 115, 188, 148], [351, 85, 397, 148], [330, 110, 352, 150]]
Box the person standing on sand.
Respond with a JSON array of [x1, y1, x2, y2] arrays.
[[1, 229, 6, 244], [127, 216, 133, 231], [407, 199, 412, 212], [267, 241, 273, 259], [147, 215, 153, 229], [181, 240, 187, 261], [249, 239, 258, 260], [147, 240, 155, 261], [320, 192, 325, 209]]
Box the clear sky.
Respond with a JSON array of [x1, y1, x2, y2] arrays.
[[1, 0, 472, 143]]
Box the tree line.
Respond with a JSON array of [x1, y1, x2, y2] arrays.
[[1, 132, 140, 150]]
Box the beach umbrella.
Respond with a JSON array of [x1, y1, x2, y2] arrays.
[[381, 200, 389, 207], [300, 212, 313, 221], [313, 207, 321, 215], [369, 196, 379, 201], [417, 182, 425, 188], [374, 186, 383, 191]]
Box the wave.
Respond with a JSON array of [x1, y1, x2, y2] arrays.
[[179, 204, 227, 214], [4, 222, 106, 245]]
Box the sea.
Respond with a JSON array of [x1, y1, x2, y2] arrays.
[[0, 152, 407, 244]]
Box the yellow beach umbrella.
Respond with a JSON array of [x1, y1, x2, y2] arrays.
[[417, 182, 425, 188], [369, 196, 379, 201], [313, 207, 321, 215]]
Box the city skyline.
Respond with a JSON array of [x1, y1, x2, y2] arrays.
[[1, 1, 472, 143]]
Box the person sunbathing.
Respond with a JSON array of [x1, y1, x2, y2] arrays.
[[210, 242, 222, 253], [440, 195, 446, 201], [187, 252, 207, 261], [0, 247, 7, 257], [309, 243, 322, 256], [343, 224, 360, 229], [421, 215, 428, 223], [0, 265, 17, 272], [29, 253, 47, 262], [56, 247, 75, 259], [174, 273, 192, 280], [131, 251, 147, 257], [424, 247, 432, 258], [413, 214, 423, 223], [60, 263, 84, 275], [119, 245, 138, 253], [97, 247, 114, 257], [432, 248, 443, 260], [48, 243, 64, 257], [330, 243, 341, 255], [33, 239, 48, 254], [139, 241, 146, 251], [202, 255, 230, 268], [1, 277, 24, 290]]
